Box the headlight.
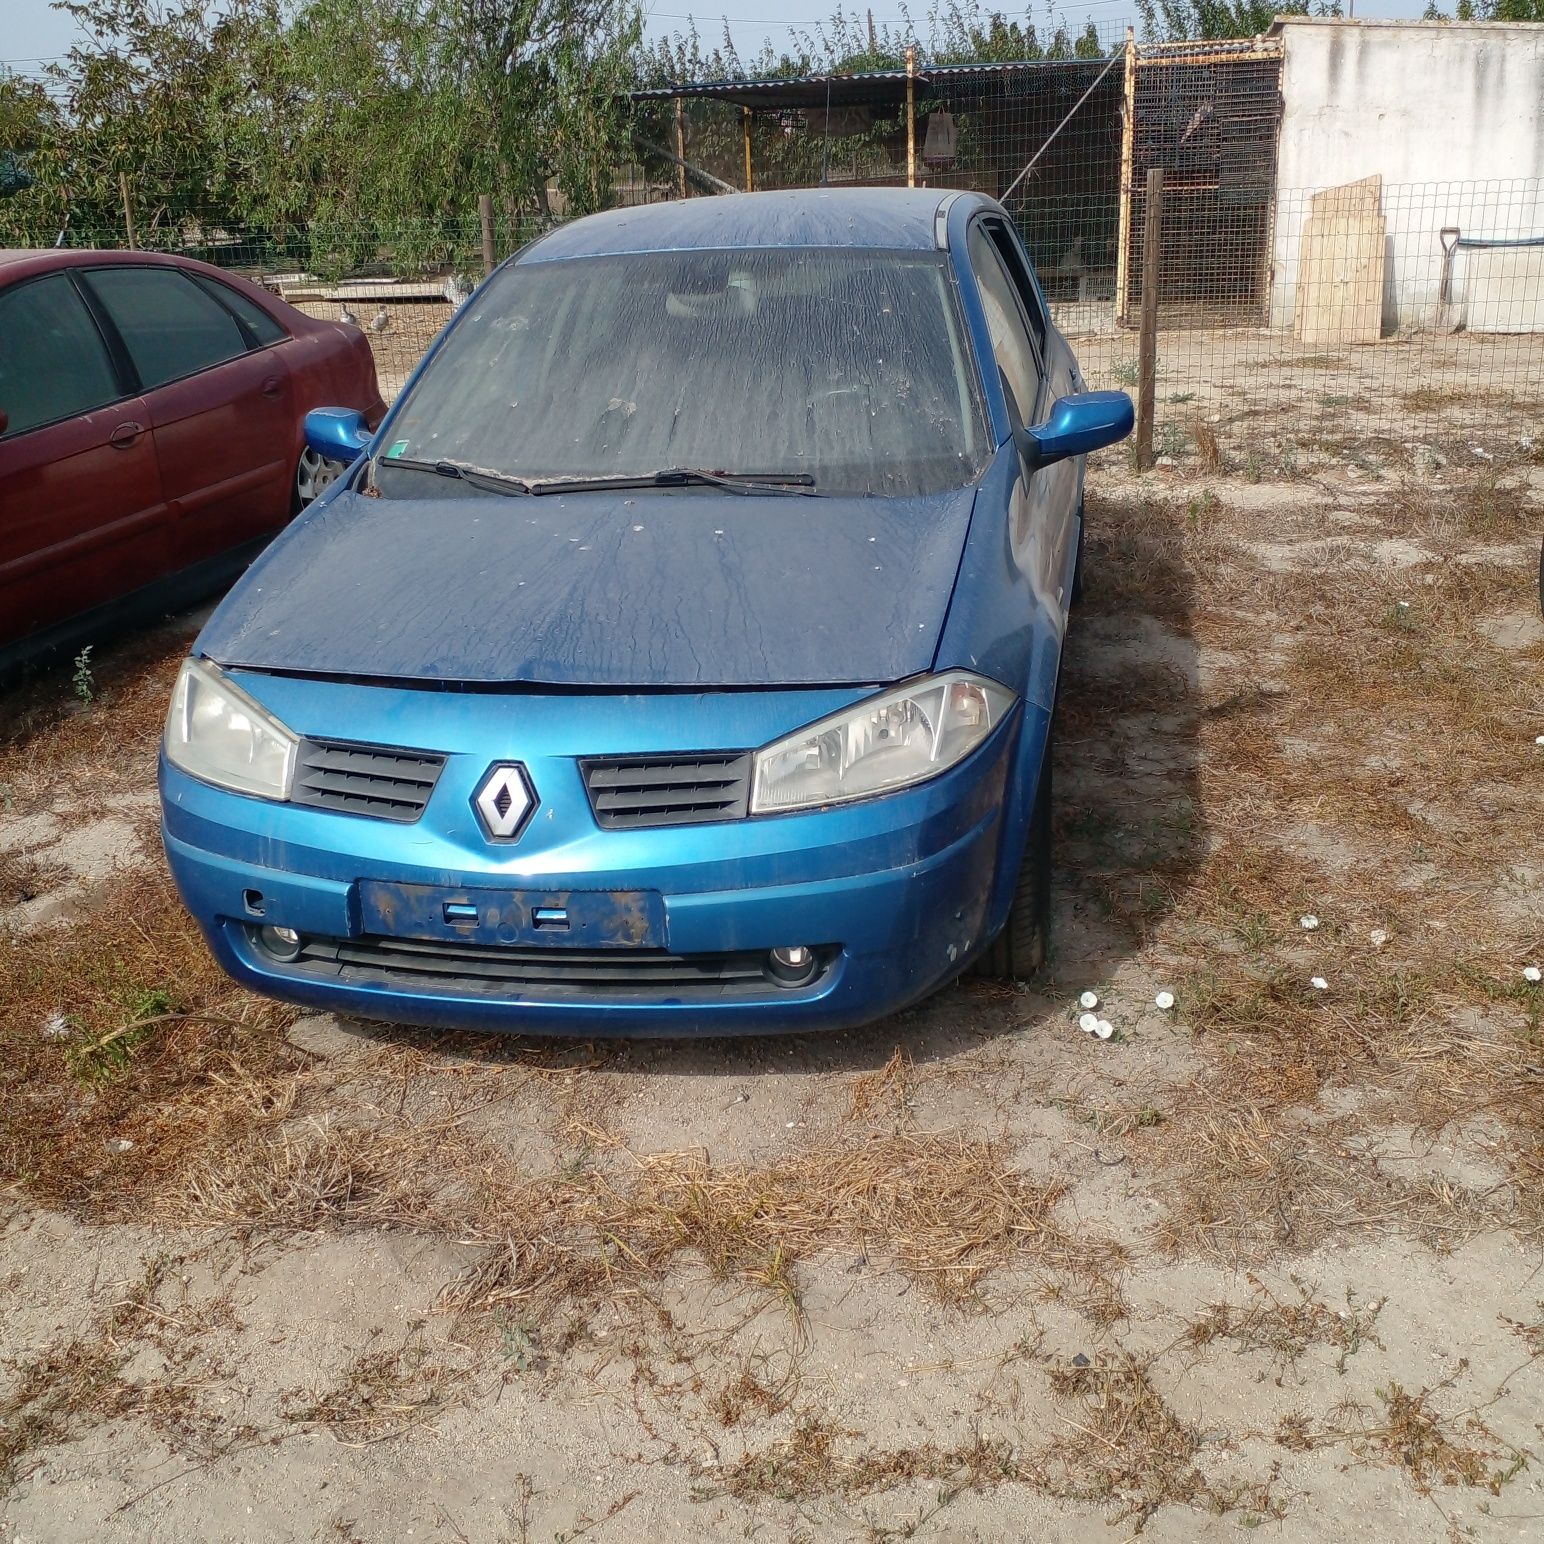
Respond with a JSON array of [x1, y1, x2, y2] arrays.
[[751, 670, 1016, 814], [164, 658, 298, 800]]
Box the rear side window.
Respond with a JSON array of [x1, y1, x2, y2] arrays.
[[0, 273, 121, 437], [199, 277, 287, 346], [86, 267, 248, 390]]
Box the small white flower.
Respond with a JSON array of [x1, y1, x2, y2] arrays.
[[1370, 929, 1389, 947], [1535, 735, 1544, 748], [42, 1011, 71, 1040], [1300, 914, 1320, 931], [1310, 976, 1329, 991], [1078, 1012, 1099, 1033], [1079, 991, 1099, 1010], [1094, 1019, 1115, 1040], [1154, 990, 1175, 1011], [1525, 966, 1542, 984]]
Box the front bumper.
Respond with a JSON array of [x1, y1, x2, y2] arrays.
[[159, 675, 1036, 1036]]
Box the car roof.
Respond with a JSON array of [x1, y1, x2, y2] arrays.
[[519, 187, 992, 263], [0, 247, 256, 284]]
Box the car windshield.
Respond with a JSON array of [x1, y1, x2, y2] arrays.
[[374, 247, 988, 499]]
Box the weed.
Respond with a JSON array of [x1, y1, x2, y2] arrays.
[[1187, 489, 1220, 531], [1156, 422, 1187, 460], [1244, 447, 1262, 483], [1168, 391, 1197, 404], [1112, 358, 1139, 387], [72, 646, 95, 704]]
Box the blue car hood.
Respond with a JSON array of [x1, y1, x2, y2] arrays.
[[196, 486, 977, 689]]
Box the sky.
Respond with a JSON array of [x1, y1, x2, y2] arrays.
[[2, 0, 1440, 81]]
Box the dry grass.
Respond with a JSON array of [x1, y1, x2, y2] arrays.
[[284, 1340, 466, 1444], [1186, 1274, 1384, 1374], [701, 1417, 1019, 1504], [1, 860, 302, 1213], [1278, 1379, 1512, 1494], [439, 1128, 1121, 1320], [0, 847, 67, 908], [0, 1254, 243, 1488], [1068, 468, 1544, 1267], [0, 628, 188, 811]]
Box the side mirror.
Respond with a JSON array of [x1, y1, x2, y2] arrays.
[[1018, 390, 1134, 470], [304, 406, 373, 463]]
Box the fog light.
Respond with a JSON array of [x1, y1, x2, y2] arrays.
[[767, 945, 819, 987], [258, 924, 303, 962]]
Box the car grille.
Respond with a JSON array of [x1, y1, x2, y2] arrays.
[[290, 739, 445, 823], [581, 752, 752, 829], [288, 933, 775, 998]]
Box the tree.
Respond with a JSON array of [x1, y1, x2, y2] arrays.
[[1424, 0, 1544, 17], [0, 0, 644, 252]]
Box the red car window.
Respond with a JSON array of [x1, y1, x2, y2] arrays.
[[198, 275, 288, 347], [85, 266, 248, 390], [0, 274, 122, 437]]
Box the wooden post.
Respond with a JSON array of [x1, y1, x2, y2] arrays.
[[742, 106, 753, 193], [1114, 26, 1136, 326], [674, 96, 688, 199], [478, 194, 495, 277], [1135, 167, 1164, 471], [905, 45, 917, 189], [119, 171, 137, 250]]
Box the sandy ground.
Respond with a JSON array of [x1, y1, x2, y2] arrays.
[[3, 432, 1544, 1541]]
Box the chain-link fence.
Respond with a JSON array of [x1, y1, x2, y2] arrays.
[[1094, 175, 1544, 471]]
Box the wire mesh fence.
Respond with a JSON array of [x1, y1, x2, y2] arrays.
[[23, 174, 1543, 469], [1088, 176, 1544, 473]]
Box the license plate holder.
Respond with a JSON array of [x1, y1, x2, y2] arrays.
[[357, 880, 665, 949]]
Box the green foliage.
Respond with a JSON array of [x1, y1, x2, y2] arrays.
[[1135, 0, 1326, 40], [1425, 0, 1544, 17], [0, 0, 644, 249], [638, 2, 1105, 87], [71, 647, 95, 705]]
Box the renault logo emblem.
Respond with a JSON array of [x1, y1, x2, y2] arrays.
[[473, 763, 536, 841]]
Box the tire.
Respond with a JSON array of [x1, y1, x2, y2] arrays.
[[971, 722, 1053, 980], [295, 445, 346, 510]]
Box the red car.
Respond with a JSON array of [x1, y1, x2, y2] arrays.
[[0, 249, 384, 673]]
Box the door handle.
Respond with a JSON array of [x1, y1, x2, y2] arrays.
[[260, 375, 283, 399], [108, 421, 144, 449]]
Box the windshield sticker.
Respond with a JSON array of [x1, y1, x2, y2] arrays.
[[385, 439, 409, 459]]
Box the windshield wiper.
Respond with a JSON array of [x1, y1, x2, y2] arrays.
[[378, 456, 531, 496], [529, 468, 818, 497]]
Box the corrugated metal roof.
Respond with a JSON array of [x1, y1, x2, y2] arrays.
[[630, 55, 1115, 109]]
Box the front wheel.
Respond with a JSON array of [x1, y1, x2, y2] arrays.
[[295, 445, 347, 509], [971, 722, 1053, 980]]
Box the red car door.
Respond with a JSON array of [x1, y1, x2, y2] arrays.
[[0, 271, 167, 656], [80, 264, 297, 572]]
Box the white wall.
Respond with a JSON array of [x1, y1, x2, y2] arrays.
[[1270, 19, 1544, 332]]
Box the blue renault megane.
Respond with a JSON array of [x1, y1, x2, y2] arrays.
[[159, 188, 1132, 1036]]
